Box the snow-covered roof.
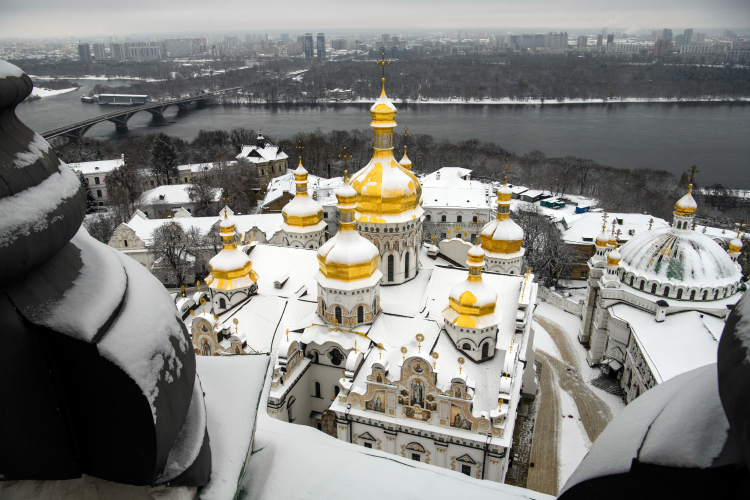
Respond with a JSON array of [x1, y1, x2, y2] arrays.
[[618, 226, 741, 289], [177, 162, 218, 174], [237, 143, 288, 163], [610, 304, 720, 383], [139, 184, 222, 207], [421, 172, 491, 210], [119, 212, 284, 246], [560, 211, 670, 245], [67, 157, 124, 176], [421, 167, 473, 181], [248, 360, 555, 500]]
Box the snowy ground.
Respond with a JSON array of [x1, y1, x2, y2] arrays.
[[29, 87, 78, 98], [531, 301, 626, 492]]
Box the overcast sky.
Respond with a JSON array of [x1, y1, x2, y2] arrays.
[[2, 0, 749, 39]]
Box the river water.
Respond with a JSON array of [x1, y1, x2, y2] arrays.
[[16, 79, 750, 188]]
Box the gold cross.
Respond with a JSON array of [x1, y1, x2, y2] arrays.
[[502, 158, 511, 184], [611, 218, 617, 235], [375, 51, 390, 93], [688, 165, 699, 185], [338, 146, 352, 170], [738, 219, 745, 238], [400, 127, 412, 155], [602, 212, 609, 232], [296, 141, 304, 163], [648, 217, 654, 230]]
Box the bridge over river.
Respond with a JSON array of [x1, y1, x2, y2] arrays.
[[41, 87, 242, 141]]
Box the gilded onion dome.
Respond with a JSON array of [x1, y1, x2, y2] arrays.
[[316, 181, 382, 282], [206, 209, 258, 290], [399, 144, 412, 171], [675, 183, 697, 216], [349, 78, 423, 223], [281, 159, 324, 227], [481, 180, 524, 255], [729, 236, 743, 255], [443, 244, 498, 328], [595, 223, 610, 248], [607, 247, 622, 266]]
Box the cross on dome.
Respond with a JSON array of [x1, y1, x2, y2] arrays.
[[375, 50, 391, 94]]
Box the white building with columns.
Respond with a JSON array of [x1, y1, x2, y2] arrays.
[[577, 177, 744, 402]]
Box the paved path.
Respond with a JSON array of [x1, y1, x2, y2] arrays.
[[535, 317, 613, 443], [525, 353, 560, 496]]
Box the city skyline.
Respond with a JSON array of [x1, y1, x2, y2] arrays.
[[2, 0, 748, 38]]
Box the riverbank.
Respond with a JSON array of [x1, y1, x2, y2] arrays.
[[219, 95, 750, 106], [29, 87, 79, 98]]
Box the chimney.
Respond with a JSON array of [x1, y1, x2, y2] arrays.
[[655, 300, 668, 322]]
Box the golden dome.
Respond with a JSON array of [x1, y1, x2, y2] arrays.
[[607, 248, 621, 266], [675, 184, 697, 216], [206, 209, 258, 290], [316, 181, 381, 282], [443, 244, 497, 328], [282, 159, 325, 228], [729, 226, 743, 254], [480, 181, 523, 255], [595, 224, 610, 248], [349, 77, 423, 222]]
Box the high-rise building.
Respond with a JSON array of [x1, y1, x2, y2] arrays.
[[577, 35, 587, 49], [316, 33, 326, 58], [77, 43, 91, 63], [110, 42, 130, 61], [92, 43, 106, 60], [281, 33, 291, 44], [607, 34, 614, 45], [381, 33, 390, 47], [662, 28, 673, 41], [653, 39, 674, 57], [304, 33, 314, 58], [683, 28, 694, 45], [597, 34, 603, 47]]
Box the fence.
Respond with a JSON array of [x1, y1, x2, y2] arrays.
[[537, 286, 584, 317]]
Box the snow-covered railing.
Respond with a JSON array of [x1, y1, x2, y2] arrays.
[[537, 286, 584, 317]]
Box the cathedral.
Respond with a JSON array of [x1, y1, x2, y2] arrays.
[[180, 71, 538, 483], [577, 172, 744, 401]]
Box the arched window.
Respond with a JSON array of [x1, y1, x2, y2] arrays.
[[313, 351, 319, 363], [219, 298, 227, 309], [482, 343, 489, 359], [702, 290, 708, 300], [690, 290, 695, 300], [630, 275, 634, 286], [663, 287, 670, 297], [124, 240, 128, 247], [314, 382, 321, 398], [677, 289, 683, 300], [651, 283, 657, 294], [330, 349, 344, 366], [405, 252, 410, 279], [316, 422, 322, 431], [462, 343, 471, 350], [357, 306, 364, 323], [387, 255, 394, 282], [335, 306, 343, 324], [287, 397, 296, 422], [640, 281, 645, 291]]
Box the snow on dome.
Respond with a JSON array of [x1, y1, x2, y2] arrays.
[[399, 152, 412, 170], [729, 237, 743, 254], [316, 229, 379, 281], [293, 163, 308, 176], [281, 161, 324, 228], [618, 226, 742, 290], [0, 59, 25, 79], [349, 158, 423, 218], [337, 181, 357, 200], [607, 248, 622, 266], [497, 183, 513, 198], [481, 218, 524, 255], [468, 243, 485, 258], [675, 190, 697, 216], [595, 229, 610, 247], [209, 248, 252, 272]]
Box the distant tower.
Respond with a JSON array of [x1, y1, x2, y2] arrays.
[[77, 43, 91, 63], [304, 33, 314, 58], [317, 33, 326, 58], [381, 33, 390, 48]]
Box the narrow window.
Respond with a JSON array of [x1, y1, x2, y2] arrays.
[[482, 343, 489, 359], [388, 255, 394, 282], [123, 240, 128, 247], [334, 386, 340, 399], [335, 306, 342, 324], [677, 289, 683, 300], [316, 422, 322, 431], [441, 215, 447, 222], [651, 284, 657, 294], [412, 454, 421, 462], [364, 442, 373, 449], [457, 215, 462, 222], [462, 464, 471, 476], [314, 382, 321, 398], [94, 176, 99, 185], [689, 290, 695, 300], [640, 281, 645, 291], [357, 306, 364, 323], [663, 287, 670, 297], [219, 298, 226, 309], [702, 290, 707, 300], [405, 252, 410, 279], [97, 190, 102, 198]]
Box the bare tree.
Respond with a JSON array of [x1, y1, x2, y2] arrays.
[[106, 158, 144, 224], [83, 214, 118, 244], [148, 222, 204, 287]]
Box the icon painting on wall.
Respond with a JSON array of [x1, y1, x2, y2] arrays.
[[410, 379, 425, 408], [366, 390, 386, 413], [450, 404, 472, 430]]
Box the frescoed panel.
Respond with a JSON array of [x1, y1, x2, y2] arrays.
[[398, 389, 409, 406], [410, 379, 425, 408], [450, 404, 472, 430], [365, 390, 386, 413]]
